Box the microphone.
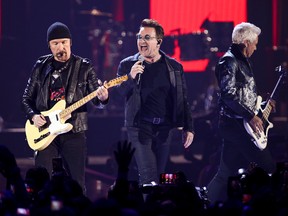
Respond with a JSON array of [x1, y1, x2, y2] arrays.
[[138, 55, 144, 64], [137, 55, 144, 84]]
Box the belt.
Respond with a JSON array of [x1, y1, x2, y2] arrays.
[[142, 117, 166, 125]]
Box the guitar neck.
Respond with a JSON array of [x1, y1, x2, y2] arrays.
[[59, 74, 128, 119], [262, 102, 273, 121], [60, 90, 98, 118], [262, 66, 288, 121]]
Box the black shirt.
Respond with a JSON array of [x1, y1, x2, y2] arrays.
[[140, 56, 173, 121]]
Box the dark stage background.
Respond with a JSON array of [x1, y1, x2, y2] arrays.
[[0, 0, 287, 198]]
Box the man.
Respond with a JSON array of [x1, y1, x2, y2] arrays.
[[116, 18, 195, 185], [207, 22, 276, 204], [21, 22, 109, 193]]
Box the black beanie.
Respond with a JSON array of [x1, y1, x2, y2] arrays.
[[47, 22, 72, 42]]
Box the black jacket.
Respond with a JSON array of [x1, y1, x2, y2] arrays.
[[116, 51, 194, 133], [215, 44, 258, 121], [21, 54, 108, 133]]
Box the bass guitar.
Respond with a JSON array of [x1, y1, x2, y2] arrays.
[[243, 65, 287, 150], [25, 75, 128, 151]]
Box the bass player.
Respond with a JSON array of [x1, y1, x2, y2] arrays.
[[206, 22, 277, 204]]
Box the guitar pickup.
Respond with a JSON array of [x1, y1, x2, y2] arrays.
[[34, 132, 50, 144]]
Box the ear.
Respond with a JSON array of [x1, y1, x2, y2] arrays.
[[244, 40, 250, 47], [157, 39, 162, 45]]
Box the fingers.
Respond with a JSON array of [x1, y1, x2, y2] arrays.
[[96, 85, 109, 101], [33, 114, 46, 127], [249, 116, 264, 133], [183, 132, 194, 148], [130, 61, 145, 79]]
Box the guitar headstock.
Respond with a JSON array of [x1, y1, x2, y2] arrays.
[[104, 75, 128, 89], [275, 64, 287, 76]]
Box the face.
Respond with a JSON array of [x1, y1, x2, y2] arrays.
[[137, 27, 160, 59], [48, 38, 71, 62], [244, 37, 258, 58]]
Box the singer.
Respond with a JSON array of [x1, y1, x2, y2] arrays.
[[116, 19, 195, 186], [21, 21, 109, 194]]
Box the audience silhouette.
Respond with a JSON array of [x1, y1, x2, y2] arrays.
[[1, 143, 287, 216]]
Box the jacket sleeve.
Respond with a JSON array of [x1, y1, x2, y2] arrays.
[[180, 66, 195, 133], [21, 60, 43, 122], [216, 56, 256, 120]]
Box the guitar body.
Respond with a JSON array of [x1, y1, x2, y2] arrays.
[[25, 74, 128, 151], [243, 96, 273, 150], [243, 65, 287, 150], [25, 100, 73, 151]]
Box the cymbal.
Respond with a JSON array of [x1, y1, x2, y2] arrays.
[[80, 9, 112, 17]]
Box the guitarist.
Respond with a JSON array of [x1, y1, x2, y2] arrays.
[[21, 22, 109, 194], [206, 22, 276, 204]]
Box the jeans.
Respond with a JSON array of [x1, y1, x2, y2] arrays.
[[207, 115, 276, 204], [35, 131, 87, 193], [127, 122, 173, 185]]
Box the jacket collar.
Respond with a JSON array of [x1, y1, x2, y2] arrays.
[[230, 43, 247, 61]]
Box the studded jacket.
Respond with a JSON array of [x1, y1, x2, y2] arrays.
[[21, 54, 108, 133], [215, 43, 258, 121]]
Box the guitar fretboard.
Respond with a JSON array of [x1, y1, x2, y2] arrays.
[[59, 74, 128, 119]]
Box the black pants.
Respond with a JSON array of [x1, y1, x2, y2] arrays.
[[35, 131, 87, 193], [127, 122, 173, 185], [207, 115, 276, 204]]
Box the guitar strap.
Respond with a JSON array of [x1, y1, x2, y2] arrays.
[[66, 58, 82, 104]]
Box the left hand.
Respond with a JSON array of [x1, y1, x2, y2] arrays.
[[182, 131, 195, 148], [96, 82, 109, 102], [268, 99, 276, 113]]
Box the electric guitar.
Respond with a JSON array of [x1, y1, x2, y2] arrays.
[[25, 75, 128, 151], [243, 65, 287, 150]]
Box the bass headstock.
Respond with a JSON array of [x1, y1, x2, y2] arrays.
[[275, 64, 287, 76]]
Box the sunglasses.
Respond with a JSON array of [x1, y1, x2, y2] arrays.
[[136, 34, 157, 41]]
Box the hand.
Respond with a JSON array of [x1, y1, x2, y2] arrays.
[[129, 61, 145, 79], [114, 140, 135, 172], [182, 131, 194, 148], [32, 114, 46, 128], [268, 99, 276, 113], [96, 83, 109, 101], [249, 115, 263, 134]]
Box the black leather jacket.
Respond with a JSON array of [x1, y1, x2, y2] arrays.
[[116, 51, 194, 133], [21, 54, 108, 133], [215, 44, 258, 121]]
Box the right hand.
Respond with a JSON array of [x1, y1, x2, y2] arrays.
[[248, 115, 263, 134], [32, 114, 46, 128], [129, 60, 145, 79]]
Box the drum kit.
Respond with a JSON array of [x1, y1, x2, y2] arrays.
[[79, 8, 137, 81], [80, 9, 230, 117], [80, 8, 233, 69]]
